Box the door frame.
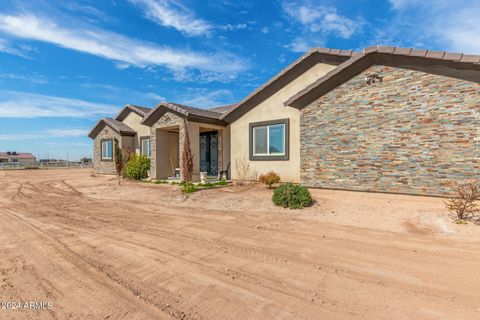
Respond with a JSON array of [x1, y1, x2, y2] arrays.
[[199, 131, 218, 176]]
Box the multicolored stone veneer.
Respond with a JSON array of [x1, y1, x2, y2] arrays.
[[301, 65, 480, 195]]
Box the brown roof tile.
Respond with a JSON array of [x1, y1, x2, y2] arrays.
[[88, 118, 136, 139], [443, 52, 463, 61], [410, 49, 428, 57], [425, 50, 446, 59], [460, 54, 480, 63]]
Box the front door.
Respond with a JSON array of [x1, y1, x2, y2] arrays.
[[200, 131, 218, 176]]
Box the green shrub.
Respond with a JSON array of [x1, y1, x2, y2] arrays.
[[272, 183, 312, 209], [198, 182, 214, 187], [259, 171, 281, 188], [181, 182, 197, 194], [215, 180, 228, 186], [123, 154, 150, 180], [154, 180, 168, 184]]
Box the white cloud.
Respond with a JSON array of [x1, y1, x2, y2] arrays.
[[179, 89, 234, 108], [384, 0, 480, 54], [0, 38, 32, 59], [0, 91, 118, 118], [129, 0, 212, 36], [0, 72, 48, 85], [0, 13, 248, 75], [281, 1, 360, 52], [282, 2, 358, 37], [0, 128, 88, 141]]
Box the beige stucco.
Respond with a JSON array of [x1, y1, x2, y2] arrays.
[[187, 121, 230, 180], [150, 111, 230, 181], [230, 62, 337, 182], [121, 111, 151, 154]]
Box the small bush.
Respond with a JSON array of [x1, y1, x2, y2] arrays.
[[272, 183, 312, 209], [123, 154, 150, 180], [445, 180, 480, 220], [181, 182, 197, 194], [154, 180, 168, 184], [259, 171, 281, 188]]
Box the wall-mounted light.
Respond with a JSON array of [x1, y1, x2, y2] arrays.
[[365, 73, 383, 85]]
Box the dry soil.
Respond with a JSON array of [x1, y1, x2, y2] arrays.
[[0, 168, 479, 319]]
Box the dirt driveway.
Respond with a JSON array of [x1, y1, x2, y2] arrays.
[[0, 168, 479, 319]]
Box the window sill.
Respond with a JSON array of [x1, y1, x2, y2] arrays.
[[249, 154, 289, 161]]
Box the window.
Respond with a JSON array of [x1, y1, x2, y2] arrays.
[[249, 119, 289, 161], [101, 139, 113, 161], [140, 137, 151, 158]]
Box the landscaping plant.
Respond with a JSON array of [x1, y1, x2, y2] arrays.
[[182, 119, 194, 183], [123, 154, 150, 180], [259, 171, 281, 188], [113, 138, 123, 184], [234, 158, 257, 185], [272, 182, 313, 209], [445, 180, 480, 220]]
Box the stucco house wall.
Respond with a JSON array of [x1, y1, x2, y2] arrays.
[[230, 62, 337, 182], [150, 111, 230, 180], [121, 111, 151, 154], [301, 65, 480, 195]]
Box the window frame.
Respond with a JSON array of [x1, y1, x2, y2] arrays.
[[100, 139, 113, 162], [140, 136, 151, 158], [249, 118, 289, 161]]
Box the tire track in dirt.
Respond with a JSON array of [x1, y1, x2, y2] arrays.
[[0, 207, 171, 320]]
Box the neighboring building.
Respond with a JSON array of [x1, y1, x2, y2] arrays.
[[89, 46, 480, 196], [0, 152, 36, 167]]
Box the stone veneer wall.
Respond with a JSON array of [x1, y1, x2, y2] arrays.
[[301, 65, 480, 196], [150, 112, 185, 179], [93, 127, 121, 175]]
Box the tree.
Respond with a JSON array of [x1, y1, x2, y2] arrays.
[[182, 119, 194, 183], [80, 157, 92, 163], [113, 138, 123, 185]]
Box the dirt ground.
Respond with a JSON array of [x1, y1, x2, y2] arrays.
[[0, 168, 479, 320]]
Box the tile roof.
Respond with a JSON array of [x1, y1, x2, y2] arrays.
[[207, 103, 238, 114], [284, 45, 480, 109], [0, 152, 36, 159], [88, 118, 136, 139], [141, 102, 228, 126], [115, 104, 151, 121]]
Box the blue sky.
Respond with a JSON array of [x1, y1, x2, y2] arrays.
[[0, 0, 478, 160]]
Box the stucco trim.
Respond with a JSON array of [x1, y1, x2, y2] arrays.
[[249, 118, 290, 161], [99, 138, 114, 162]]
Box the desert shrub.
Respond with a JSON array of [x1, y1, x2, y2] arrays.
[[113, 139, 123, 184], [181, 182, 197, 194], [234, 158, 257, 185], [259, 171, 281, 188], [445, 180, 480, 220], [272, 183, 312, 209], [123, 154, 150, 180]]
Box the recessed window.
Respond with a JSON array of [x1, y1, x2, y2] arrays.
[[101, 139, 113, 161], [249, 119, 289, 161], [140, 137, 151, 158]]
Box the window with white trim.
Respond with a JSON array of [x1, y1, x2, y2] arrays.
[[140, 137, 151, 158], [101, 140, 113, 160]]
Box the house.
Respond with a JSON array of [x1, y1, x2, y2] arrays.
[[89, 46, 480, 196], [0, 152, 36, 167]]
